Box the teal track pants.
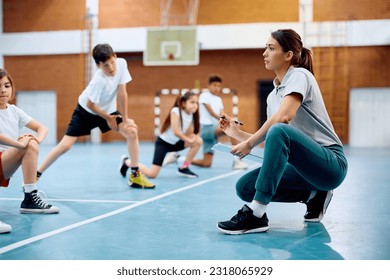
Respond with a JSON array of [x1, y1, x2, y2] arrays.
[[236, 123, 348, 204]]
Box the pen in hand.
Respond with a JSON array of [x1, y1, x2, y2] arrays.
[[219, 116, 244, 126]]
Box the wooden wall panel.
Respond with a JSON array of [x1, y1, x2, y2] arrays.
[[4, 54, 85, 139], [3, 0, 387, 32], [98, 0, 299, 29], [198, 0, 299, 24], [3, 0, 86, 32], [99, 0, 161, 28], [349, 46, 390, 88], [313, 0, 390, 21]]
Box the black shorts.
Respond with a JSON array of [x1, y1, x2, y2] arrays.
[[65, 103, 121, 137], [152, 137, 186, 166]]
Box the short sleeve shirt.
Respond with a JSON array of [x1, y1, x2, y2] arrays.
[[159, 107, 193, 145], [266, 67, 342, 147], [0, 104, 32, 151], [199, 90, 224, 125], [78, 58, 132, 114]]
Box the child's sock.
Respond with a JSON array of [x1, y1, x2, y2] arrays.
[[249, 200, 267, 218], [131, 167, 139, 175], [23, 183, 37, 193], [180, 161, 190, 170]]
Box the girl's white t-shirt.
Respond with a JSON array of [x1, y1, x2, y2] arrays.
[[159, 107, 193, 145], [0, 104, 32, 151], [78, 58, 132, 114]]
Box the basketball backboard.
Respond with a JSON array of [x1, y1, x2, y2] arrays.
[[143, 26, 199, 66]]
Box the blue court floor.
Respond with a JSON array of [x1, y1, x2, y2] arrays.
[[0, 142, 389, 260]]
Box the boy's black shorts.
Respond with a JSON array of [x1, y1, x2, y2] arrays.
[[65, 103, 121, 137]]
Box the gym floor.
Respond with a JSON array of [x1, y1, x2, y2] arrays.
[[0, 142, 389, 260]]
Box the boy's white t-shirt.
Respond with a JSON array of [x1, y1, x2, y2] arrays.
[[198, 90, 224, 125], [159, 107, 193, 145], [78, 58, 132, 114], [0, 104, 32, 151]]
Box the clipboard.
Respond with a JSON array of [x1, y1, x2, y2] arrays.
[[212, 143, 263, 162]]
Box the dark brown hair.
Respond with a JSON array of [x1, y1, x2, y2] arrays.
[[92, 43, 116, 64], [0, 68, 15, 100], [208, 75, 222, 84], [160, 91, 200, 134], [271, 29, 314, 75]]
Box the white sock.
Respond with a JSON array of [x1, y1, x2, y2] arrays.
[[23, 183, 37, 193], [249, 200, 267, 218], [307, 191, 317, 202]]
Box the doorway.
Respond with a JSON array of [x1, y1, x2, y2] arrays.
[[349, 88, 390, 147], [257, 80, 274, 127], [16, 91, 57, 145]]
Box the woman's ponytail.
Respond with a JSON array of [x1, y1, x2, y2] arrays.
[[299, 47, 314, 75]]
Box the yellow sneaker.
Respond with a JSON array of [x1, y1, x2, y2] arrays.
[[129, 171, 155, 189]]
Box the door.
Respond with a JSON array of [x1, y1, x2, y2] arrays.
[[349, 88, 390, 147], [16, 91, 57, 145]]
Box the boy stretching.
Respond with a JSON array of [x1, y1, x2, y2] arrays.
[[37, 44, 154, 189]]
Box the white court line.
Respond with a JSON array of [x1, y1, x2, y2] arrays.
[[0, 168, 248, 255], [0, 198, 139, 204]]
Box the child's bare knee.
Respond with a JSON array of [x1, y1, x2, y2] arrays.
[[126, 126, 138, 139], [26, 140, 39, 153]]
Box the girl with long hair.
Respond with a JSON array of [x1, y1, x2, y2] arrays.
[[120, 91, 202, 181]]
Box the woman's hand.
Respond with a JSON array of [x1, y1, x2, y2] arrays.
[[219, 114, 240, 137], [231, 140, 252, 159]]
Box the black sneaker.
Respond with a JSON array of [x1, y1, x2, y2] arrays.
[[177, 167, 198, 178], [119, 155, 129, 177], [217, 205, 269, 235], [20, 190, 60, 214], [36, 171, 42, 181], [304, 190, 333, 222]]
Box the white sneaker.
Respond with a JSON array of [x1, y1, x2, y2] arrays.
[[162, 152, 180, 166], [177, 155, 185, 165], [0, 220, 12, 233], [232, 159, 249, 170]]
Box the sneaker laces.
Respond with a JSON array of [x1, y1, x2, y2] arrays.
[[130, 170, 145, 186], [31, 191, 51, 209], [38, 190, 47, 199], [231, 208, 248, 223]]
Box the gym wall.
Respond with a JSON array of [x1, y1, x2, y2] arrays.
[[2, 0, 390, 143]]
